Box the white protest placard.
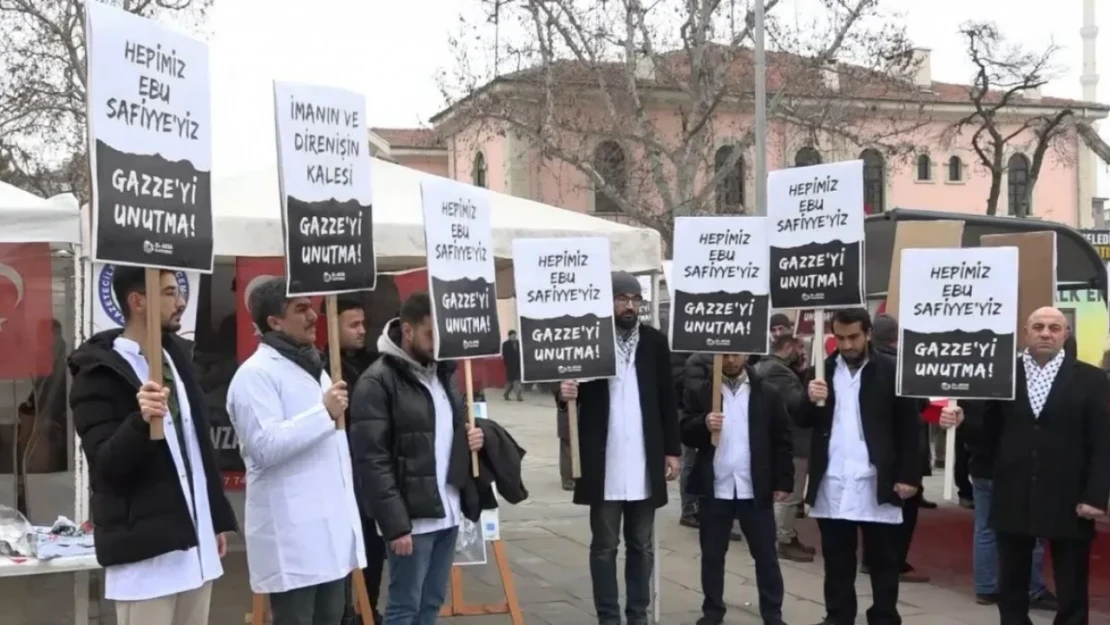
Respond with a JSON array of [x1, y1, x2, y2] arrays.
[[897, 247, 1019, 399], [420, 178, 501, 360], [85, 1, 214, 272], [273, 81, 376, 296], [512, 237, 616, 382], [669, 216, 770, 353], [767, 160, 865, 309]]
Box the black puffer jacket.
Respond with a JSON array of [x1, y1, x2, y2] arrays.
[[754, 354, 808, 459], [350, 319, 479, 541], [68, 330, 238, 567]]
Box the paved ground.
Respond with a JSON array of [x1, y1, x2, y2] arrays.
[[0, 390, 1068, 624]]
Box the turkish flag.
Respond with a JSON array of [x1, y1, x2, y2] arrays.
[[920, 398, 948, 425], [234, 257, 324, 363], [0, 244, 54, 379]]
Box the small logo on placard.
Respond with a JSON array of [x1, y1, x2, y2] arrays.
[[322, 271, 346, 283], [98, 264, 190, 327]]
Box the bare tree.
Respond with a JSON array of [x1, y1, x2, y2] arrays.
[[0, 0, 212, 197], [437, 0, 928, 245], [947, 21, 1074, 217]]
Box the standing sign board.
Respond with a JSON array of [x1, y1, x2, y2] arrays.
[[86, 1, 214, 272], [512, 237, 617, 382], [982, 232, 1057, 348], [273, 82, 376, 296], [896, 247, 1019, 399], [420, 178, 501, 360], [767, 160, 865, 309], [884, 220, 965, 321], [669, 216, 770, 353]]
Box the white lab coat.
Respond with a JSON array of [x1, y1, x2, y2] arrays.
[[227, 343, 366, 594]]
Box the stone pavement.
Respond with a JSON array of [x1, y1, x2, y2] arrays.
[[0, 390, 1057, 625]]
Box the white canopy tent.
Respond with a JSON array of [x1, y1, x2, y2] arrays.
[[211, 158, 663, 274], [0, 182, 80, 244]]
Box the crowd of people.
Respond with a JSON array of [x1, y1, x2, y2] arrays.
[[61, 264, 1110, 625]]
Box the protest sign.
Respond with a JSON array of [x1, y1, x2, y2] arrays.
[[669, 216, 770, 353], [897, 247, 1018, 399], [273, 82, 376, 296], [85, 1, 214, 272], [981, 231, 1057, 348], [512, 237, 616, 382], [767, 160, 865, 309], [421, 178, 500, 360]]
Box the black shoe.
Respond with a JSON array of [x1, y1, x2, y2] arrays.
[[680, 514, 699, 528], [976, 593, 1000, 605], [696, 616, 724, 625], [730, 529, 744, 541], [919, 498, 938, 509], [1031, 590, 1059, 611], [561, 481, 574, 491], [959, 497, 975, 509]]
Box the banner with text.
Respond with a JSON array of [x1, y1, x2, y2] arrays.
[[91, 263, 199, 340], [421, 178, 501, 360], [767, 160, 864, 309], [670, 216, 770, 353], [512, 237, 616, 382], [273, 81, 376, 296], [85, 2, 214, 272], [897, 246, 1018, 399]]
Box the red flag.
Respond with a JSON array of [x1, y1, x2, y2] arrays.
[[234, 257, 323, 363], [393, 268, 429, 301], [0, 244, 54, 379], [920, 398, 948, 425]]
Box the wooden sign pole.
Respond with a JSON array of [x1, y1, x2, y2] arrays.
[[942, 399, 959, 502], [566, 397, 581, 479], [463, 360, 479, 477], [439, 540, 524, 624], [812, 308, 826, 407], [325, 294, 345, 431], [144, 268, 165, 440], [710, 355, 723, 447]]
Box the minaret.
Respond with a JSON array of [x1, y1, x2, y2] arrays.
[[1080, 0, 1100, 226], [1082, 0, 1098, 101]]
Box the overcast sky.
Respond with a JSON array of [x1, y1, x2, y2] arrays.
[[204, 0, 1110, 195]]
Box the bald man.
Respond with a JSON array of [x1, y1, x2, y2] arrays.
[[943, 307, 1110, 625]]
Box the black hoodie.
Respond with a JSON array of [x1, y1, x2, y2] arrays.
[[68, 329, 238, 567]]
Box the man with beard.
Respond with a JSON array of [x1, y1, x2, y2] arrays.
[[683, 352, 793, 625], [227, 277, 365, 625], [800, 308, 921, 625], [323, 296, 385, 625], [949, 307, 1110, 625], [559, 271, 680, 625], [350, 292, 486, 625], [69, 267, 238, 625], [754, 334, 814, 563]]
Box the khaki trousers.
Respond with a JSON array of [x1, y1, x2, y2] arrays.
[[115, 582, 213, 625]]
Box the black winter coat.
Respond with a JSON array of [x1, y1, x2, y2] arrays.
[[753, 354, 808, 459], [963, 356, 1110, 540], [680, 364, 794, 503], [501, 340, 521, 382], [350, 325, 486, 541], [796, 349, 921, 508], [69, 330, 238, 567], [561, 324, 681, 508]]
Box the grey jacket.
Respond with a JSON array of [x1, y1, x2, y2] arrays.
[[754, 355, 809, 459]]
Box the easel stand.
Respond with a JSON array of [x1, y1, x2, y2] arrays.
[[246, 295, 374, 624], [438, 540, 524, 624]]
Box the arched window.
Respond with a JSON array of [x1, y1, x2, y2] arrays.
[[713, 146, 745, 212], [594, 141, 627, 213], [860, 149, 885, 214], [916, 154, 932, 181], [1007, 153, 1031, 217], [794, 146, 822, 167], [948, 156, 963, 182], [473, 152, 487, 188]]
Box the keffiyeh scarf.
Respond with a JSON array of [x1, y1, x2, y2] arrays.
[[616, 323, 640, 367]]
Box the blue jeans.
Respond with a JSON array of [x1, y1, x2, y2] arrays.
[[383, 526, 459, 625], [971, 478, 1047, 597]]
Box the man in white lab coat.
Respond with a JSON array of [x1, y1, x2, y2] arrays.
[[797, 308, 921, 625], [227, 276, 366, 625]]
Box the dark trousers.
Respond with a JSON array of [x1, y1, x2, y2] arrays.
[[559, 438, 573, 486], [817, 518, 902, 625], [954, 430, 972, 499], [998, 532, 1090, 625], [270, 577, 348, 625], [862, 493, 919, 572], [343, 517, 387, 624], [589, 500, 655, 625], [699, 498, 784, 624], [679, 446, 698, 517]]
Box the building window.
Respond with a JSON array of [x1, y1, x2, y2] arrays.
[[714, 146, 745, 212], [794, 146, 822, 167], [860, 149, 885, 214], [1007, 153, 1031, 217], [473, 152, 487, 188], [594, 141, 627, 213], [948, 156, 963, 182], [916, 154, 932, 181]]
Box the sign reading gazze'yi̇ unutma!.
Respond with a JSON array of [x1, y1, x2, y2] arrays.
[[273, 81, 376, 296], [767, 160, 865, 309], [85, 1, 214, 272], [897, 247, 1018, 399], [421, 178, 501, 360], [669, 216, 770, 353], [512, 237, 617, 382]]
